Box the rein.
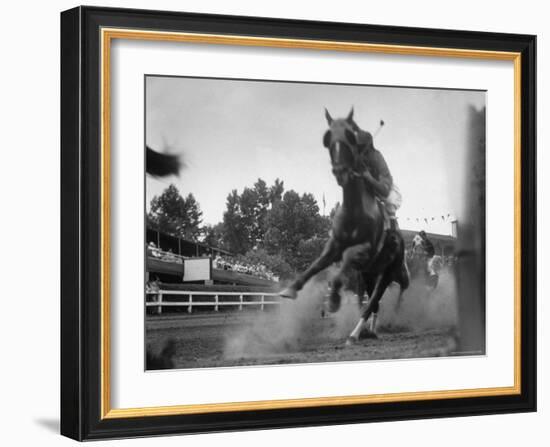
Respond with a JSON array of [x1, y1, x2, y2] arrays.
[[331, 146, 366, 180]]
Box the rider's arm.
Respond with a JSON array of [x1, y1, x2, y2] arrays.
[[362, 151, 393, 198]]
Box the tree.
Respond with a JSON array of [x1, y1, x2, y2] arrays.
[[294, 236, 329, 273], [217, 180, 330, 273], [148, 184, 203, 241], [221, 178, 284, 254], [269, 178, 284, 203], [239, 248, 294, 280], [263, 190, 329, 270], [222, 189, 250, 254], [202, 222, 225, 249]]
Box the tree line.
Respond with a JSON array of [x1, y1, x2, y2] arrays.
[[147, 179, 334, 279]]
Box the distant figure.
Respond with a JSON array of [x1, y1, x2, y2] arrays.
[[418, 230, 435, 259], [147, 241, 162, 258], [162, 248, 178, 263], [146, 278, 161, 315], [412, 230, 436, 276], [147, 241, 160, 258], [146, 338, 177, 370]]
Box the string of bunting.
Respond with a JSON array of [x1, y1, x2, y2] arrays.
[[400, 214, 456, 225]]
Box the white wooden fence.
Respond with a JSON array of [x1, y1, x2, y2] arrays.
[[145, 290, 281, 314]]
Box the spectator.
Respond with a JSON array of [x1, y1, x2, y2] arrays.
[[147, 241, 162, 258], [162, 249, 178, 263]]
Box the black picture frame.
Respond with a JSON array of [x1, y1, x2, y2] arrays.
[[61, 6, 536, 441]]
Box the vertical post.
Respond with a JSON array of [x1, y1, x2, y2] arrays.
[[214, 294, 219, 312], [188, 294, 193, 314], [261, 294, 265, 311], [157, 292, 162, 315], [239, 294, 243, 311]]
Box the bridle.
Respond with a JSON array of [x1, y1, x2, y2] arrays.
[[327, 135, 364, 180], [322, 108, 368, 181]]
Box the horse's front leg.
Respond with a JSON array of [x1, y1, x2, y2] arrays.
[[279, 237, 340, 299], [328, 242, 372, 313]]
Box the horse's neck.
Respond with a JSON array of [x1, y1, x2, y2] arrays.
[[342, 177, 376, 213]]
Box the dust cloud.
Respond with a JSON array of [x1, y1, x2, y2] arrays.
[[377, 269, 458, 332], [224, 277, 330, 360], [223, 268, 458, 361]]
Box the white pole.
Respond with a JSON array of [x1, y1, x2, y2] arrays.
[[239, 294, 243, 311], [188, 294, 193, 314], [214, 294, 218, 312], [157, 292, 163, 315]]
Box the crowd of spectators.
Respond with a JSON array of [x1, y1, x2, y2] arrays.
[[214, 255, 279, 282], [147, 242, 279, 282], [147, 242, 184, 264]]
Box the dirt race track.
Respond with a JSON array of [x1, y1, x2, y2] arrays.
[[146, 272, 463, 369], [146, 307, 458, 369]]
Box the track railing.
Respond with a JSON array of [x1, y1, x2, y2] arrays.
[[146, 290, 281, 314]]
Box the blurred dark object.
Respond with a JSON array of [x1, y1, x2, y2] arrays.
[[146, 338, 177, 370], [146, 146, 181, 177], [456, 106, 486, 354]]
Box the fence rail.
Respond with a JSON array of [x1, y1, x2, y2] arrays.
[[146, 290, 281, 314]]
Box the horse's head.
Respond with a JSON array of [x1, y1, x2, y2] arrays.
[[323, 108, 361, 186]]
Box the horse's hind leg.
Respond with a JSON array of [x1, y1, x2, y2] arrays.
[[395, 261, 410, 312], [328, 275, 344, 313], [348, 273, 392, 344]]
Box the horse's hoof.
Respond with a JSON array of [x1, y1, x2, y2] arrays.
[[345, 336, 357, 346], [279, 287, 298, 299]]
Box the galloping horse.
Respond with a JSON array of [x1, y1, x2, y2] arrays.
[[280, 108, 409, 343]]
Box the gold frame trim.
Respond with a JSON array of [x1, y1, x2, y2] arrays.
[[100, 28, 522, 419]]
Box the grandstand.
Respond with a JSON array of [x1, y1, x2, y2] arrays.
[[146, 228, 278, 288]]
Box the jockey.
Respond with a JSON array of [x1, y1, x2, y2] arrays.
[[352, 125, 402, 231], [418, 230, 435, 258]]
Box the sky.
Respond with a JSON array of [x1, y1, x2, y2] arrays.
[[145, 76, 485, 235]]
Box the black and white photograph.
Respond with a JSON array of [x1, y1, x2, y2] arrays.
[[144, 75, 486, 370]]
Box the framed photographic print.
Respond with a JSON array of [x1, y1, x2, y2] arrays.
[[60, 6, 536, 441]]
